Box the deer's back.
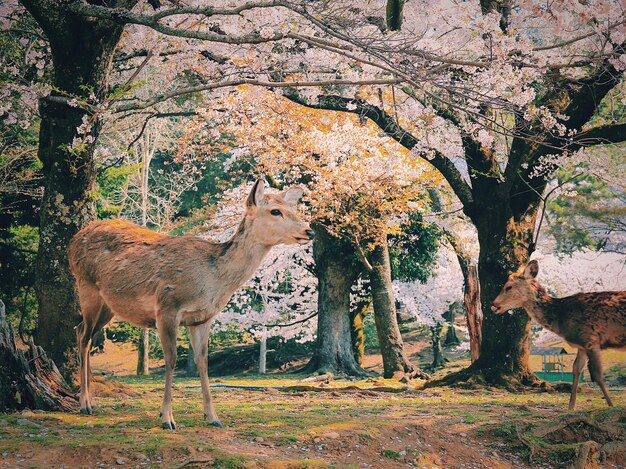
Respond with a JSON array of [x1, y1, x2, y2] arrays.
[[69, 219, 228, 325], [554, 291, 626, 350]]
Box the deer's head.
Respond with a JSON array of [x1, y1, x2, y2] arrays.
[[244, 179, 314, 246], [491, 260, 540, 314]]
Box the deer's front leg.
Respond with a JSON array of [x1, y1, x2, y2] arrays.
[[587, 347, 613, 407], [189, 322, 222, 427], [568, 348, 588, 410], [157, 317, 178, 430]]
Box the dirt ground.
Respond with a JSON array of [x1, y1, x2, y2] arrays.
[[1, 338, 625, 468]]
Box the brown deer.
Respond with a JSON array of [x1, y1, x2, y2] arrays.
[[69, 180, 313, 429], [491, 260, 626, 410]]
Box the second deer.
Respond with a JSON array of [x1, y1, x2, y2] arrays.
[[491, 260, 626, 409], [69, 179, 314, 429]]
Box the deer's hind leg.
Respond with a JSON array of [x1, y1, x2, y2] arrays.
[[587, 347, 613, 407], [189, 321, 222, 428], [76, 282, 113, 415], [568, 348, 588, 410], [156, 315, 178, 430]]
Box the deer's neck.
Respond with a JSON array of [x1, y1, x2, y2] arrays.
[[525, 285, 562, 333], [216, 218, 271, 288]]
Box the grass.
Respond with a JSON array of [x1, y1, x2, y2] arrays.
[[1, 367, 624, 467]]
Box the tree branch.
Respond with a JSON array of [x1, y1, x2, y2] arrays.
[[568, 122, 626, 150], [114, 77, 404, 112], [284, 92, 475, 208], [67, 1, 286, 44], [353, 237, 374, 272]]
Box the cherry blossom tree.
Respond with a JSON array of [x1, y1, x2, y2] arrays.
[[181, 87, 441, 377], [3, 0, 624, 385], [280, 0, 626, 387]]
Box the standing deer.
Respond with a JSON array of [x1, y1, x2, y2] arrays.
[[491, 260, 626, 409], [69, 180, 314, 429]]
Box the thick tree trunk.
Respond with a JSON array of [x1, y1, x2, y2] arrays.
[[136, 329, 150, 375], [435, 201, 540, 388], [34, 96, 100, 377], [471, 213, 538, 386], [0, 300, 77, 411], [306, 226, 367, 376], [20, 1, 129, 376], [369, 238, 427, 379]]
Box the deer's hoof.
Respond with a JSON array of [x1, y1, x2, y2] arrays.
[[80, 407, 93, 415], [162, 421, 176, 430], [210, 420, 224, 428]]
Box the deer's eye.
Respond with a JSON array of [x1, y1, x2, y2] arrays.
[[270, 209, 282, 216], [505, 286, 512, 292]]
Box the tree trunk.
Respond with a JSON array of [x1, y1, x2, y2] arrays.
[[442, 302, 460, 347], [259, 334, 267, 374], [136, 329, 150, 375], [34, 96, 100, 378], [435, 202, 539, 388], [430, 323, 446, 369], [0, 300, 77, 412], [464, 264, 482, 362], [20, 2, 129, 377], [368, 238, 426, 379], [350, 300, 369, 366], [471, 212, 538, 386], [305, 225, 367, 376], [447, 231, 482, 361]]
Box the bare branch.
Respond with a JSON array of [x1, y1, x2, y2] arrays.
[[353, 237, 373, 272], [569, 122, 626, 149], [114, 77, 404, 112]]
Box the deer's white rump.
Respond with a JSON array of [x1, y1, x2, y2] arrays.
[[69, 180, 313, 429]]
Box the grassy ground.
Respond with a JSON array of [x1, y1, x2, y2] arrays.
[[1, 370, 624, 468], [2, 328, 625, 468]]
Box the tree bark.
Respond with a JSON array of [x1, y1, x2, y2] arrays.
[[464, 264, 482, 362], [259, 334, 267, 374], [470, 207, 538, 386], [305, 225, 367, 376], [368, 238, 426, 379], [19, 0, 132, 377], [136, 329, 150, 375], [350, 299, 369, 366]]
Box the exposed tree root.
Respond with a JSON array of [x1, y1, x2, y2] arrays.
[[514, 408, 626, 468], [0, 300, 78, 412], [299, 357, 373, 378], [401, 367, 431, 382], [426, 361, 541, 391]]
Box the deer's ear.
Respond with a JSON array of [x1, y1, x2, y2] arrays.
[[524, 260, 539, 279], [246, 179, 266, 207], [283, 186, 304, 206]]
